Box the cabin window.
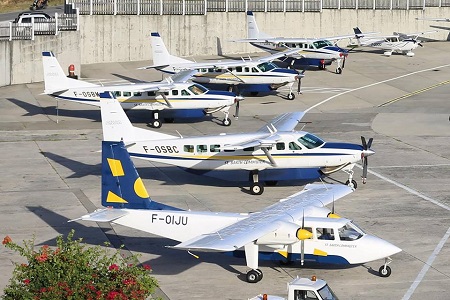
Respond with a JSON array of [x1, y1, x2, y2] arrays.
[[114, 91, 121, 97], [200, 68, 207, 73], [276, 142, 285, 150], [208, 68, 214, 72], [236, 67, 242, 72], [317, 228, 335, 240], [133, 92, 142, 97], [147, 91, 156, 96], [251, 67, 258, 73], [294, 290, 319, 300], [163, 91, 169, 96], [210, 144, 220, 152], [172, 90, 179, 96], [288, 142, 302, 151], [123, 92, 131, 97], [197, 145, 207, 153], [224, 149, 235, 152], [244, 67, 250, 72], [228, 67, 233, 72], [184, 145, 194, 153], [243, 147, 254, 151], [181, 90, 190, 96]]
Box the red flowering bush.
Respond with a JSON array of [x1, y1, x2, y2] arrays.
[[2, 230, 157, 299]]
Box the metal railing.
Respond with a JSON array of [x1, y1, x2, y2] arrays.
[[0, 11, 79, 41], [68, 0, 450, 15]]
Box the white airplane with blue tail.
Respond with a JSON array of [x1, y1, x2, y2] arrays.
[[139, 32, 303, 100], [70, 136, 401, 283], [42, 51, 243, 128], [100, 94, 375, 195]]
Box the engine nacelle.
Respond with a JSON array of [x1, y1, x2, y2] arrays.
[[256, 221, 306, 245]]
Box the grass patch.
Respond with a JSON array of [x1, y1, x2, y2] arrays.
[[0, 0, 65, 14]]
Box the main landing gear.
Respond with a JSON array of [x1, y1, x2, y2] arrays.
[[150, 111, 162, 128], [250, 170, 264, 195], [246, 269, 263, 283], [344, 169, 358, 190], [379, 257, 393, 277]]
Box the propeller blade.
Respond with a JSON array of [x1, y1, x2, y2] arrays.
[[301, 240, 305, 266], [418, 43, 424, 47], [342, 56, 346, 69], [332, 195, 335, 214], [234, 99, 240, 119], [367, 137, 373, 149], [362, 157, 368, 184], [361, 136, 367, 150]]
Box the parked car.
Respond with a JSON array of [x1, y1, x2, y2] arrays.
[[13, 12, 54, 36]]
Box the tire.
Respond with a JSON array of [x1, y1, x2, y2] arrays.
[[222, 118, 231, 126], [287, 93, 295, 100], [379, 265, 391, 277], [336, 67, 342, 74], [345, 179, 357, 189], [246, 270, 260, 283], [251, 183, 264, 195], [152, 120, 162, 128]]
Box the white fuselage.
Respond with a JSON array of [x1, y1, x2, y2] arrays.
[[357, 36, 418, 53], [127, 131, 363, 171], [51, 82, 236, 111]]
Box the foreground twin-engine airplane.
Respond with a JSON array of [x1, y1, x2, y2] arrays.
[[42, 51, 242, 128], [70, 137, 401, 283], [140, 32, 303, 100], [235, 11, 351, 74], [350, 27, 436, 57], [100, 94, 375, 195]]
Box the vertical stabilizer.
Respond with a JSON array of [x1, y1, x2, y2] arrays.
[[247, 11, 272, 39], [151, 32, 193, 68], [42, 51, 96, 94], [101, 140, 180, 210], [99, 93, 176, 143]]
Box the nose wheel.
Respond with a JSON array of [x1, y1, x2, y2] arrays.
[[379, 257, 393, 277]]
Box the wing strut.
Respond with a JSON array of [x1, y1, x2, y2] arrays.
[[261, 147, 277, 166]]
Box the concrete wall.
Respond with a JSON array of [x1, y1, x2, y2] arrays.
[[80, 7, 450, 64], [2, 7, 449, 86], [0, 31, 81, 86]]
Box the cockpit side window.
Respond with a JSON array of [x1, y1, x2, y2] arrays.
[[188, 84, 207, 95], [338, 222, 364, 241], [297, 133, 324, 149], [289, 142, 302, 150]]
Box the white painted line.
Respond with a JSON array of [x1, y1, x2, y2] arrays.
[[371, 163, 450, 169], [401, 226, 450, 300], [359, 166, 450, 212], [305, 64, 450, 113]]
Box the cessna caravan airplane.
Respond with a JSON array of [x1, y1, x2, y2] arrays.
[[140, 32, 303, 100], [42, 51, 242, 128], [71, 138, 401, 283], [235, 11, 353, 74], [100, 94, 375, 195]]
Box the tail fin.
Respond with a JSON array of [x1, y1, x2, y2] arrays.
[[151, 32, 193, 68], [353, 27, 363, 38], [102, 140, 180, 210], [247, 11, 272, 39], [99, 92, 176, 143], [42, 51, 96, 94]]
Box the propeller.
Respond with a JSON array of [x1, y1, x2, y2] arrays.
[[328, 195, 341, 219], [361, 136, 373, 184], [297, 211, 313, 266], [233, 96, 244, 119]]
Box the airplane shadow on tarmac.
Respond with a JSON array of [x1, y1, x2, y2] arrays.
[[28, 206, 354, 280]]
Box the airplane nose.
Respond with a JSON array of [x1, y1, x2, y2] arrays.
[[359, 235, 401, 263]]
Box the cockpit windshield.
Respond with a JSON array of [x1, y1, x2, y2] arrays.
[[313, 40, 333, 49], [338, 221, 365, 241], [318, 284, 339, 300], [297, 133, 324, 149], [257, 62, 277, 72], [188, 84, 207, 95]]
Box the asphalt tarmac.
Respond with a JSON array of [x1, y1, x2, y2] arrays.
[[0, 43, 449, 299]]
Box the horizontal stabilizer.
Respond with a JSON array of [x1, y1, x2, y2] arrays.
[[69, 208, 128, 223]]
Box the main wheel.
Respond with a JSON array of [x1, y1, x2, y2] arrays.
[[251, 183, 264, 195], [246, 270, 261, 283], [152, 120, 162, 128], [222, 118, 231, 126], [379, 265, 391, 277], [345, 179, 358, 189], [335, 67, 342, 74], [287, 93, 295, 100], [255, 269, 263, 281]]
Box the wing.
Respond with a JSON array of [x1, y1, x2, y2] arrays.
[[169, 69, 197, 83], [257, 112, 305, 133], [257, 48, 306, 62], [174, 184, 353, 251]]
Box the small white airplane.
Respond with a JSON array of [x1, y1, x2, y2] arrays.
[[416, 17, 450, 22], [234, 11, 352, 74], [139, 32, 303, 100], [350, 27, 436, 57], [42, 51, 243, 128], [100, 94, 375, 195], [70, 137, 401, 283]]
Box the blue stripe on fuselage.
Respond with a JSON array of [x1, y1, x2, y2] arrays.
[[228, 250, 350, 265]]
